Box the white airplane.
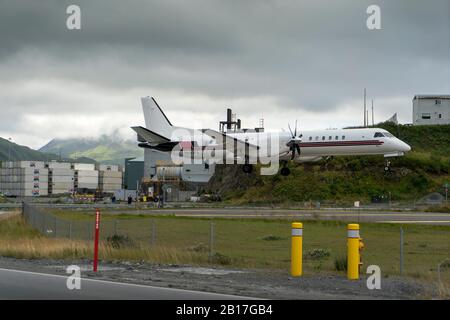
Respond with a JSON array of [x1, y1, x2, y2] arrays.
[[132, 97, 411, 176]]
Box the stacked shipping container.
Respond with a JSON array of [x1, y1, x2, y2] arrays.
[[0, 161, 123, 197], [47, 162, 74, 195], [0, 161, 48, 196], [99, 172, 122, 192]]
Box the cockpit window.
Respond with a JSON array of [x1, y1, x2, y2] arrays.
[[374, 132, 385, 138], [384, 132, 394, 138]]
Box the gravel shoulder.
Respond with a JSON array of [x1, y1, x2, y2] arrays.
[[0, 257, 434, 299]]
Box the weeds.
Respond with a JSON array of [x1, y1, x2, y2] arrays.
[[334, 256, 347, 271], [306, 248, 331, 260]]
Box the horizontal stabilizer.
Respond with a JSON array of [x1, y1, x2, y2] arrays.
[[131, 126, 171, 145]]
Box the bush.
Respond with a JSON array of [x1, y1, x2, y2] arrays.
[[212, 252, 232, 265], [306, 248, 331, 260], [106, 234, 135, 249], [262, 235, 284, 241]]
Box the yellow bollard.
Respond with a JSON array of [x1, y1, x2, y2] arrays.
[[347, 223, 360, 280], [291, 222, 303, 277]]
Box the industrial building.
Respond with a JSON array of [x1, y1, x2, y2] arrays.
[[124, 157, 144, 190], [413, 95, 450, 125], [0, 160, 122, 197]]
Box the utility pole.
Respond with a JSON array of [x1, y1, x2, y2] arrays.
[[363, 88, 367, 127], [371, 99, 375, 126]]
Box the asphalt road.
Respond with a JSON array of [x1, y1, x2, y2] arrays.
[[124, 208, 450, 225], [0, 268, 251, 300]]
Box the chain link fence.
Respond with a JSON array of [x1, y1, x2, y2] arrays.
[[21, 202, 449, 285]]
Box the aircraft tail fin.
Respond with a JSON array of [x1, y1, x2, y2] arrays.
[[141, 97, 173, 138]]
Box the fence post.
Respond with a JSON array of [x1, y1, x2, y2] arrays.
[[400, 227, 404, 275], [209, 221, 215, 263]]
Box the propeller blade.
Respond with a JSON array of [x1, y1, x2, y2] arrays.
[[294, 120, 297, 137], [288, 123, 294, 138]]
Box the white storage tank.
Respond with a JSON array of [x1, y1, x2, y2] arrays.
[[156, 166, 182, 180]]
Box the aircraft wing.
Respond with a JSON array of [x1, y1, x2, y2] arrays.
[[131, 126, 171, 145], [201, 129, 259, 152]]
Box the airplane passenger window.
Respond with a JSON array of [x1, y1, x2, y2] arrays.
[[309, 136, 312, 141], [374, 132, 385, 138], [315, 136, 319, 140], [335, 136, 339, 140], [328, 136, 332, 140], [322, 136, 325, 140], [342, 135, 345, 140]]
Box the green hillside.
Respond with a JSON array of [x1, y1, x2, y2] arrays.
[[0, 137, 60, 162], [39, 135, 143, 165], [207, 123, 450, 205]]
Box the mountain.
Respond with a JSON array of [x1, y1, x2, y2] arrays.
[[0, 137, 97, 164], [39, 134, 143, 165], [0, 137, 60, 162]]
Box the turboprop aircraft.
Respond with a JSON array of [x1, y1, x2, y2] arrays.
[[132, 97, 411, 176]]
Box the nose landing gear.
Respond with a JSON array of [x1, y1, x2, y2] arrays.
[[384, 159, 391, 173]]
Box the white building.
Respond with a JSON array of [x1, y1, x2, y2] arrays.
[[413, 95, 450, 125]]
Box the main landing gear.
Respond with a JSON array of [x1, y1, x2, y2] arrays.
[[280, 161, 290, 176]]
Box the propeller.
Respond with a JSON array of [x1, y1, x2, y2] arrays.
[[286, 120, 302, 160]]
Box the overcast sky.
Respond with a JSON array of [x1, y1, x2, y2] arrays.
[[0, 0, 449, 149]]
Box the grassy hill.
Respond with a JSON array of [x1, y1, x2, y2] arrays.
[[0, 137, 60, 162], [206, 123, 450, 205], [39, 134, 143, 165], [0, 138, 97, 164]]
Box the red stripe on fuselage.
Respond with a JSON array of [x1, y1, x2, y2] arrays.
[[299, 140, 383, 147]]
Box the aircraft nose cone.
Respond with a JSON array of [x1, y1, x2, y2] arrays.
[[401, 141, 411, 152]]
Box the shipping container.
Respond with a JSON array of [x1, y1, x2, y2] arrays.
[[50, 176, 74, 183], [99, 177, 122, 184], [73, 163, 95, 171], [76, 170, 99, 177], [13, 161, 46, 169], [99, 171, 122, 178], [97, 164, 120, 172], [46, 162, 72, 169]]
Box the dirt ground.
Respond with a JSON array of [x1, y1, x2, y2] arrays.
[[0, 257, 436, 299]]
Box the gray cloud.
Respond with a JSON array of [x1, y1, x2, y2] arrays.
[[0, 0, 449, 147]]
